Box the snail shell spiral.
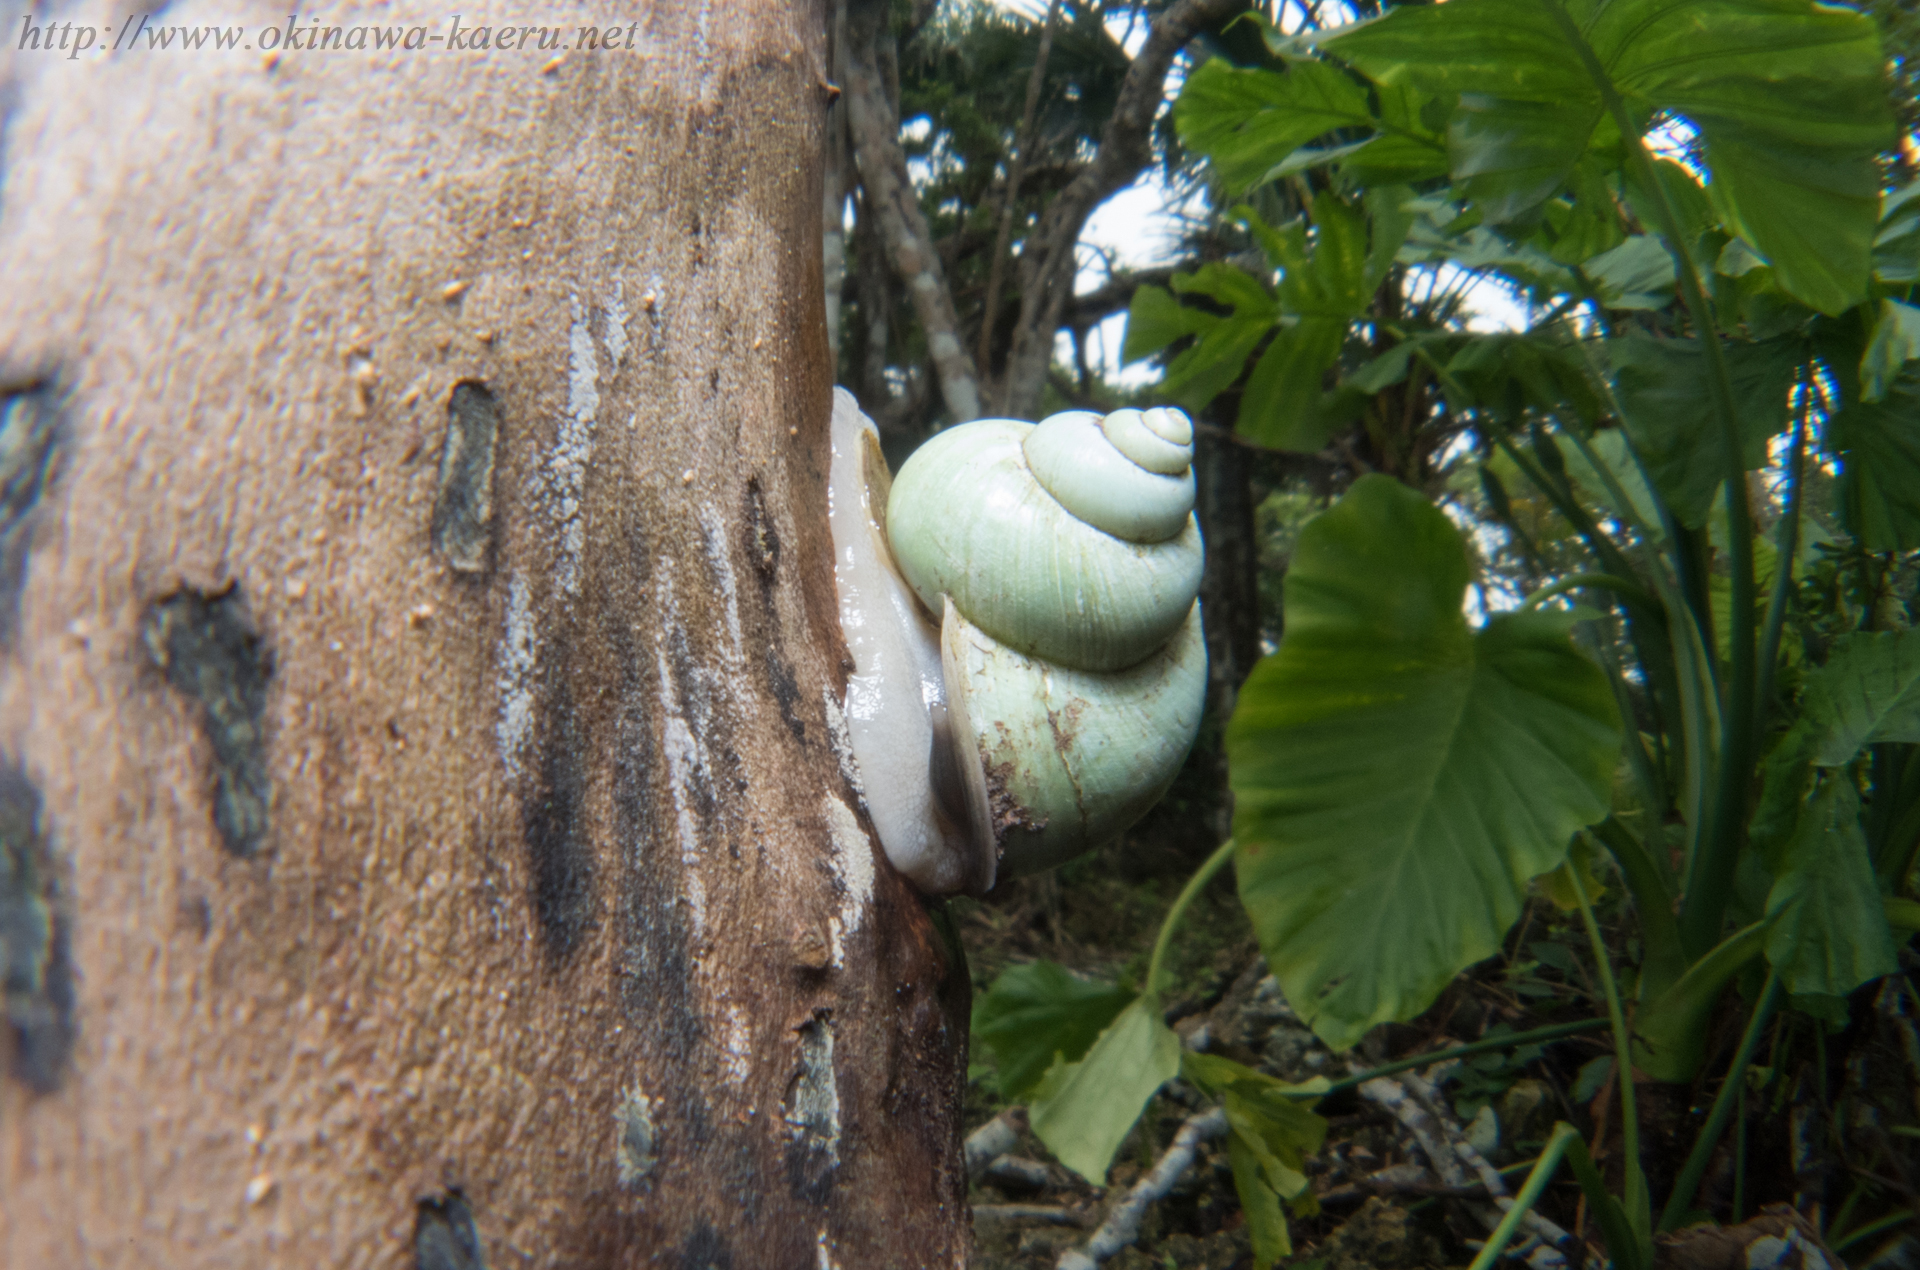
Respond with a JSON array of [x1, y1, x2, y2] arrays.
[[828, 390, 1208, 894]]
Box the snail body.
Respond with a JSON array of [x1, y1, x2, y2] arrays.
[[827, 390, 1207, 895]]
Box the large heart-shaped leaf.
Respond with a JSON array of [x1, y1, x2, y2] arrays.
[[1831, 369, 1920, 551], [1228, 476, 1621, 1048], [1327, 0, 1892, 314], [1752, 630, 1920, 862], [1799, 630, 1920, 764], [1609, 333, 1796, 527], [1765, 775, 1899, 997]]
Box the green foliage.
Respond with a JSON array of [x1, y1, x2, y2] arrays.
[[970, 0, 1920, 1249], [1831, 369, 1920, 551], [972, 960, 1134, 1099], [1609, 334, 1795, 527], [1228, 476, 1620, 1047], [1028, 997, 1181, 1185], [1764, 775, 1899, 996], [1183, 1052, 1330, 1269], [1324, 0, 1892, 314]]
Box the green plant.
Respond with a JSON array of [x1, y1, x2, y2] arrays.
[[969, 0, 1920, 1263]]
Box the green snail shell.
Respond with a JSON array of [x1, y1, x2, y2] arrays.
[[886, 411, 1203, 674], [940, 596, 1207, 880]]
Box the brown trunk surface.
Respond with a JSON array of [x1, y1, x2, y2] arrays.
[[0, 3, 970, 1266]]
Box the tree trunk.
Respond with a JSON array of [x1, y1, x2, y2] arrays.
[[0, 3, 971, 1266], [842, 0, 982, 425]]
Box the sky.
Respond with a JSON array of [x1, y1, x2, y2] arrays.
[[1053, 5, 1532, 387], [902, 1, 1534, 392]]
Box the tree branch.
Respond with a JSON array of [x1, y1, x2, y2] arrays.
[[977, 0, 1064, 380], [1055, 1107, 1228, 1270], [843, 0, 982, 422], [1000, 0, 1246, 417]]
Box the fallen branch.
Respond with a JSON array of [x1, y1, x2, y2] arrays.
[[1362, 1075, 1571, 1270], [965, 1106, 1029, 1181], [973, 1204, 1087, 1227], [1056, 1107, 1228, 1270]]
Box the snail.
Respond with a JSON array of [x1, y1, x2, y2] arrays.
[[827, 388, 1207, 895]]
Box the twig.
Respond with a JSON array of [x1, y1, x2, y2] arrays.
[[966, 1106, 1029, 1181], [1055, 1107, 1228, 1270], [1364, 1075, 1572, 1270], [976, 0, 1063, 390], [974, 1204, 1087, 1226], [1361, 1077, 1475, 1190], [983, 1155, 1055, 1191]]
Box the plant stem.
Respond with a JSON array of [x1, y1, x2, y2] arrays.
[[1322, 1017, 1612, 1096], [1658, 968, 1781, 1230], [1465, 1122, 1580, 1270], [1521, 572, 1658, 613], [1539, 0, 1759, 959], [1732, 1077, 1746, 1221], [1832, 1208, 1919, 1254], [1590, 820, 1685, 1002], [1145, 838, 1237, 1001], [1755, 388, 1810, 732], [1566, 859, 1649, 1236]]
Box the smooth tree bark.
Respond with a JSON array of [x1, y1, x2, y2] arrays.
[[0, 2, 970, 1267], [843, 0, 982, 424]]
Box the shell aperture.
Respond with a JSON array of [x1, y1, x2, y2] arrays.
[[941, 596, 1207, 879]]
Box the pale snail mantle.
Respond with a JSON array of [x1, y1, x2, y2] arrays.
[[827, 388, 1208, 896]]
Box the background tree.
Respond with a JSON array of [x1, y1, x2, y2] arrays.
[[0, 2, 972, 1264]]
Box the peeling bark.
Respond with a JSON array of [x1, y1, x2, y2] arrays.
[[0, 2, 970, 1265], [843, 0, 982, 424], [999, 0, 1247, 419]]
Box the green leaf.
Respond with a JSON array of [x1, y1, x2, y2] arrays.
[[1862, 299, 1920, 404], [1558, 428, 1663, 533], [1184, 1049, 1328, 1266], [1875, 182, 1920, 284], [1364, 186, 1417, 290], [1139, 264, 1280, 411], [1754, 630, 1920, 866], [1544, 160, 1628, 265], [1764, 775, 1899, 998], [1830, 369, 1920, 551], [973, 960, 1134, 1099], [1584, 235, 1676, 310], [1174, 59, 1382, 195], [1227, 476, 1622, 1048], [1239, 318, 1347, 452], [1609, 333, 1796, 527], [1795, 630, 1920, 765], [1328, 0, 1892, 314], [1122, 284, 1210, 365], [1029, 996, 1180, 1185], [1451, 91, 1603, 224], [1347, 342, 1416, 395], [1228, 1132, 1293, 1268], [1271, 193, 1373, 317]]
